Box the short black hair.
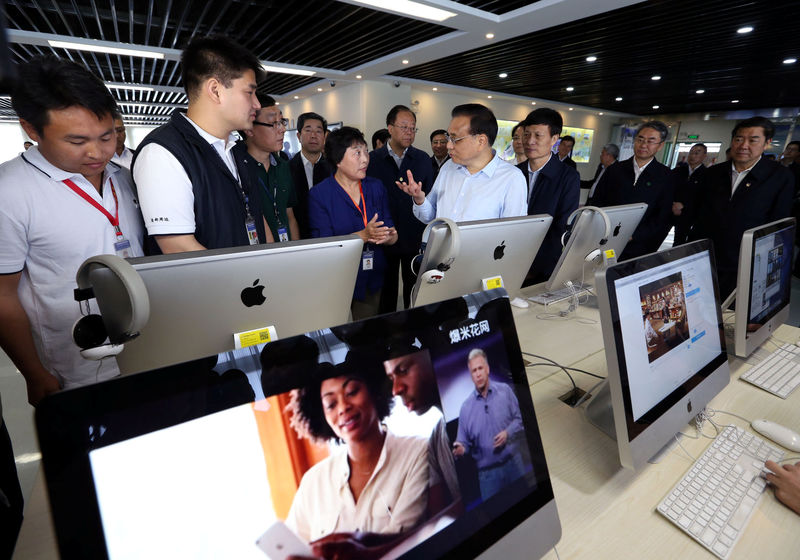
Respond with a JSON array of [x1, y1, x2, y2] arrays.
[[289, 352, 393, 444], [732, 116, 775, 141], [560, 135, 575, 146], [386, 104, 415, 126], [257, 92, 276, 108], [692, 143, 708, 153], [522, 108, 563, 137], [180, 35, 262, 100], [325, 126, 367, 166], [297, 112, 327, 132], [788, 141, 800, 150], [371, 128, 390, 150], [637, 120, 669, 142], [451, 103, 498, 144], [511, 122, 523, 137], [12, 56, 118, 135], [430, 128, 447, 142]]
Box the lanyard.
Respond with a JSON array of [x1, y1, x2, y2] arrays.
[[341, 181, 367, 228], [62, 177, 124, 237]]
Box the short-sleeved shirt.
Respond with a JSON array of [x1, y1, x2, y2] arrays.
[[238, 148, 298, 241], [0, 148, 144, 388]]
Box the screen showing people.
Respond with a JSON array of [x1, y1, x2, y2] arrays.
[[85, 292, 549, 559], [748, 225, 793, 327], [613, 250, 722, 422]]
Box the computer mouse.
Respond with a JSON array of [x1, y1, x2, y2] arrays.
[[751, 419, 800, 452]]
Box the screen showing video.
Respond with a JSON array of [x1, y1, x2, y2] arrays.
[[748, 225, 793, 326]]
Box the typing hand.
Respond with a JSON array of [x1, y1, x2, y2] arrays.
[[765, 460, 800, 515], [396, 169, 425, 204]]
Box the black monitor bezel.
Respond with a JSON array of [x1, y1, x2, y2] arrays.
[[742, 219, 795, 329]]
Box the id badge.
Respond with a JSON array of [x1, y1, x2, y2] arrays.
[[114, 237, 132, 258], [245, 217, 260, 245], [362, 250, 374, 271], [277, 227, 289, 242]]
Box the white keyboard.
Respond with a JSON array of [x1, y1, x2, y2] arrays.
[[657, 425, 784, 560], [740, 343, 800, 399]]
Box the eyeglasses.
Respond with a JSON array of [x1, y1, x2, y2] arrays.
[[635, 135, 663, 145], [391, 124, 419, 134], [254, 118, 289, 130], [445, 133, 475, 144]]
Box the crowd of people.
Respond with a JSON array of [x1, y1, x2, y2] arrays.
[[2, 32, 800, 555]]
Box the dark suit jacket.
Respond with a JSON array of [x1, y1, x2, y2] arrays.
[[671, 163, 707, 240], [689, 157, 794, 298], [289, 152, 332, 238], [367, 144, 434, 255], [431, 154, 450, 182], [580, 163, 604, 189], [589, 157, 675, 260], [518, 157, 580, 284], [560, 155, 577, 170]]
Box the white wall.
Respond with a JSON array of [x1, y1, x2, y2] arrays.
[[0, 123, 29, 164]]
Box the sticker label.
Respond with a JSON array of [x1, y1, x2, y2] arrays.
[[234, 325, 278, 349], [481, 276, 504, 290]]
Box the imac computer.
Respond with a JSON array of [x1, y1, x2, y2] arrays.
[[544, 203, 648, 291], [591, 239, 730, 469], [411, 215, 553, 307], [37, 290, 562, 559], [732, 217, 796, 358], [88, 235, 363, 374]]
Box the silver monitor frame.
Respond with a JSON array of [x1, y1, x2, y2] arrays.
[[733, 218, 796, 358], [593, 240, 730, 470], [90, 235, 363, 374], [545, 203, 648, 291], [411, 215, 553, 307]]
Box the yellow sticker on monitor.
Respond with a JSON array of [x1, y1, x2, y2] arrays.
[[234, 326, 278, 349], [482, 276, 504, 290], [604, 249, 616, 259]]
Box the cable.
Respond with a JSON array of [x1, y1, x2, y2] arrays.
[[553, 545, 561, 560], [522, 352, 606, 379], [574, 378, 606, 408], [705, 407, 752, 425], [525, 362, 576, 391], [673, 434, 697, 462]]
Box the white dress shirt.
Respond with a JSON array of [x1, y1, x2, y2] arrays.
[[633, 157, 654, 185], [730, 157, 760, 196], [412, 154, 528, 223], [526, 154, 551, 203], [300, 150, 322, 190], [111, 146, 134, 169]]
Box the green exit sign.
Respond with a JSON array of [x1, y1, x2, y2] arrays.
[[687, 134, 700, 139]]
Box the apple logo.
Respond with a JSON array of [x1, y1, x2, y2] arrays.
[[686, 400, 692, 414], [494, 240, 506, 260], [241, 279, 266, 307], [613, 222, 622, 237]]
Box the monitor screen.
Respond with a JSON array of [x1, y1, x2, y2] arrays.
[[593, 240, 730, 469], [734, 218, 795, 357], [37, 291, 561, 559]]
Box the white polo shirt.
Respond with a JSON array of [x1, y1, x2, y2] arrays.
[[0, 148, 144, 388]]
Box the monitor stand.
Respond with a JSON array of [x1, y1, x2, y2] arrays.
[[584, 380, 616, 440]]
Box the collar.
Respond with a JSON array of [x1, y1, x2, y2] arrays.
[[633, 157, 654, 172], [386, 142, 410, 159], [558, 153, 569, 162], [731, 156, 761, 176], [181, 112, 238, 152], [335, 429, 392, 490], [527, 153, 553, 175], [21, 146, 121, 184], [300, 151, 322, 166], [457, 152, 501, 177], [473, 385, 493, 400]]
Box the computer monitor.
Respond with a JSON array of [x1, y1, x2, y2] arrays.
[[89, 235, 363, 374], [545, 203, 647, 291], [733, 218, 796, 358], [591, 239, 730, 470], [411, 215, 553, 307], [37, 290, 561, 559]]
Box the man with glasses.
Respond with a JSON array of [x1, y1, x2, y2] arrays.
[[367, 105, 434, 312], [289, 112, 331, 238], [398, 103, 527, 223], [133, 35, 266, 253], [237, 93, 299, 242], [589, 120, 675, 260]]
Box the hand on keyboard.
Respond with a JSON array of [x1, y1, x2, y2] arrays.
[[764, 459, 800, 515]]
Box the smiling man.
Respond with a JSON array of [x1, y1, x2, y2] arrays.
[[0, 57, 144, 404], [133, 35, 266, 253], [590, 120, 676, 260], [690, 116, 793, 298]]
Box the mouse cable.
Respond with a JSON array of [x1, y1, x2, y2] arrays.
[[553, 545, 561, 560], [522, 352, 606, 380], [525, 362, 576, 392], [673, 433, 697, 462]]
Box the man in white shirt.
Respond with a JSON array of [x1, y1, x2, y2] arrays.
[[0, 57, 144, 405], [132, 35, 266, 253], [288, 112, 331, 238], [398, 103, 527, 223], [110, 112, 134, 169]]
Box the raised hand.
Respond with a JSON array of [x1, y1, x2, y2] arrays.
[[396, 169, 425, 204]]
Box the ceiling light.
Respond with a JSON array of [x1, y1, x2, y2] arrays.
[[598, 112, 604, 115], [485, 33, 495, 39], [106, 83, 154, 92], [356, 75, 362, 79], [432, 87, 438, 91], [48, 39, 165, 59], [275, 102, 280, 105], [261, 65, 316, 76], [293, 95, 299, 99], [696, 89, 705, 94], [586, 56, 597, 62], [317, 88, 323, 92], [568, 107, 573, 111], [784, 58, 797, 64], [732, 99, 739, 103], [566, 86, 574, 92], [652, 105, 660, 109], [487, 95, 492, 99], [615, 96, 623, 101], [651, 75, 661, 81], [351, 0, 456, 22], [402, 59, 409, 65], [498, 72, 508, 78], [737, 26, 754, 34], [531, 101, 536, 105]]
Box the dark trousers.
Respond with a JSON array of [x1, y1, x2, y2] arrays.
[[379, 252, 417, 313], [0, 421, 23, 560]]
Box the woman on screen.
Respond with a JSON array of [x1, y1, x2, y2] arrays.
[[285, 352, 429, 552]]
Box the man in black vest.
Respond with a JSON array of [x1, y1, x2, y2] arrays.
[[671, 142, 708, 245], [132, 35, 266, 253], [289, 111, 332, 238], [590, 120, 675, 261]]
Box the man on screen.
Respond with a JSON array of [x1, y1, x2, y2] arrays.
[[453, 349, 524, 501]]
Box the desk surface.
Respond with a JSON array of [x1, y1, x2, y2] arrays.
[[14, 293, 800, 559]]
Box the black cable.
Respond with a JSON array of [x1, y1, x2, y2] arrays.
[[521, 351, 606, 380], [525, 362, 577, 391]]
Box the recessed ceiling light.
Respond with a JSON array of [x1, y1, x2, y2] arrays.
[[531, 101, 536, 105], [48, 39, 165, 59], [485, 33, 495, 39], [262, 65, 316, 76], [355, 74, 362, 79], [498, 72, 508, 78], [784, 58, 797, 64], [615, 96, 623, 101], [350, 0, 456, 22], [598, 112, 604, 115], [402, 59, 409, 65], [317, 87, 323, 92], [696, 89, 705, 94], [275, 102, 280, 105], [586, 56, 597, 62], [737, 26, 754, 34], [487, 95, 492, 99], [568, 107, 573, 111], [732, 99, 740, 103], [652, 105, 660, 109], [293, 95, 299, 99], [432, 87, 438, 91], [566, 86, 574, 92], [651, 75, 661, 81], [106, 83, 154, 92]]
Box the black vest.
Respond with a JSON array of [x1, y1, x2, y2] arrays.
[[132, 111, 266, 253]]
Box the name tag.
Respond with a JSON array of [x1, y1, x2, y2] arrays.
[[114, 238, 132, 258], [277, 227, 289, 242], [362, 250, 374, 271], [246, 217, 260, 245]]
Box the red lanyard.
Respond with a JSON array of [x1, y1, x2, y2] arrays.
[[62, 177, 123, 237], [342, 181, 368, 228]]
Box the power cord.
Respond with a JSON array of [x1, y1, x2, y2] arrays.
[[522, 352, 605, 380]]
